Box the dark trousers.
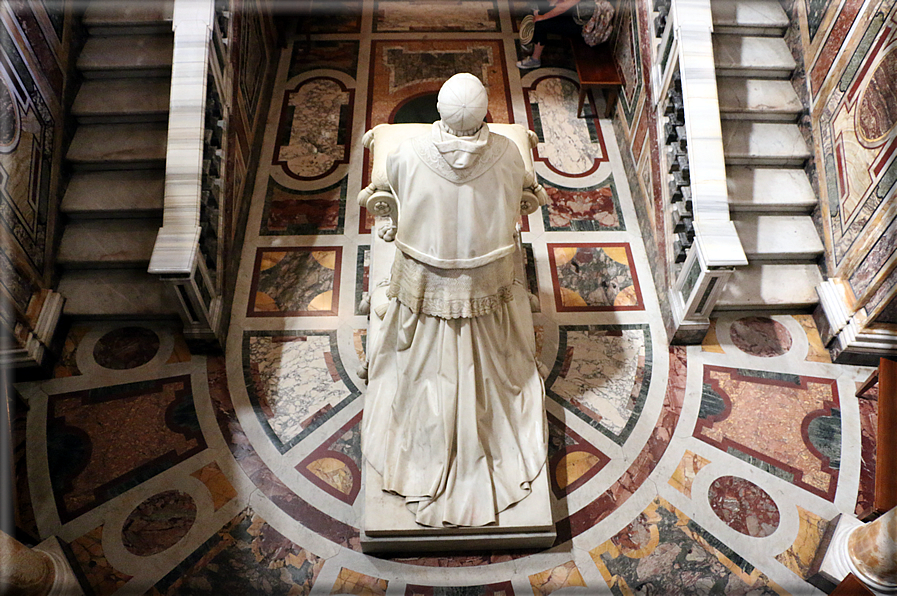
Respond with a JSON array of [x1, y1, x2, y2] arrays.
[[531, 13, 582, 46]]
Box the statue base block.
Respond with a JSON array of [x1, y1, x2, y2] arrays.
[[361, 461, 556, 553]]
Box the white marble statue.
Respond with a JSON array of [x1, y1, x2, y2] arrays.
[[362, 74, 548, 528]]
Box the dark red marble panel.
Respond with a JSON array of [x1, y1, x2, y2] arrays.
[[123, 491, 197, 556], [708, 476, 779, 537], [729, 317, 793, 358], [93, 326, 160, 369]]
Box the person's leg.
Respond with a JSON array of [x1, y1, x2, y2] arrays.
[[518, 19, 548, 68]]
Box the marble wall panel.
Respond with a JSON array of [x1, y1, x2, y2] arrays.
[[227, 2, 277, 283], [814, 1, 897, 319], [610, 1, 671, 334], [11, 389, 37, 541], [856, 395, 878, 516], [0, 18, 55, 277], [613, 0, 642, 129]]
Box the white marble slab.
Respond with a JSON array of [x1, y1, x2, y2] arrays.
[[361, 461, 555, 553]]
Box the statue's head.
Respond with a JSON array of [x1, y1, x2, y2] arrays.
[[437, 73, 488, 136]]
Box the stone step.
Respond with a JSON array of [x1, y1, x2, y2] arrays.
[[715, 263, 823, 310], [726, 167, 817, 212], [78, 34, 173, 78], [62, 170, 165, 218], [73, 78, 170, 124], [713, 35, 795, 79], [59, 269, 180, 319], [66, 122, 167, 169], [718, 78, 803, 121], [711, 0, 790, 36], [732, 214, 824, 261], [722, 121, 811, 166], [58, 220, 160, 269], [83, 0, 173, 35]]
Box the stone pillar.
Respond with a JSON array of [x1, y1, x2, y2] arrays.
[[847, 507, 897, 593], [0, 531, 55, 596]]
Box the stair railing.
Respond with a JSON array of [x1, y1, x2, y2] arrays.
[[149, 0, 227, 347], [652, 0, 747, 340]]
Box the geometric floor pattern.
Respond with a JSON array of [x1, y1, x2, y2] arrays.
[[14, 4, 877, 595]]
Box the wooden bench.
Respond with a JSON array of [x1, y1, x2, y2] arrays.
[[569, 39, 623, 119], [855, 357, 896, 517]]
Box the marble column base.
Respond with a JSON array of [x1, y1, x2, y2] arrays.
[[361, 462, 556, 553], [816, 515, 897, 595], [34, 536, 86, 596]]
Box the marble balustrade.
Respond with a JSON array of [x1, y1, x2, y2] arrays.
[[148, 0, 225, 346], [656, 0, 747, 336]]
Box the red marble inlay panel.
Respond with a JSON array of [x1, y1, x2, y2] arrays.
[[708, 476, 779, 537], [696, 366, 840, 500], [729, 317, 792, 357]]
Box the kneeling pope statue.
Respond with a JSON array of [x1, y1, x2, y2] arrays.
[[362, 73, 548, 528]]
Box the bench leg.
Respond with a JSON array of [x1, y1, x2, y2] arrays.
[[604, 88, 617, 119], [577, 88, 587, 118]]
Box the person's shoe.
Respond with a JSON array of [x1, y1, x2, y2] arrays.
[[516, 56, 541, 69]]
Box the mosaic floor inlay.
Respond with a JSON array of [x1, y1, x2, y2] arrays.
[[13, 6, 877, 594]]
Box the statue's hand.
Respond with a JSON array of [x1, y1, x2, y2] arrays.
[[379, 223, 397, 242]]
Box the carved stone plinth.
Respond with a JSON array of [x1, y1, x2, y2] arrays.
[[816, 509, 897, 595]]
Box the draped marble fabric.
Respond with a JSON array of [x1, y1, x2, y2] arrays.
[[362, 120, 548, 528]]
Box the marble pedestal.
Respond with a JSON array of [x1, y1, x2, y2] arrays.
[[815, 514, 897, 595], [361, 462, 556, 553]]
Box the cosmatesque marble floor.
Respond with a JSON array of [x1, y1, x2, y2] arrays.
[[13, 3, 879, 594]]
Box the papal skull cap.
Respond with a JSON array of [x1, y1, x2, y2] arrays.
[[437, 73, 488, 135]]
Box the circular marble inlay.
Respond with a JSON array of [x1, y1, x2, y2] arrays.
[[123, 490, 196, 556], [93, 326, 160, 369], [857, 48, 897, 145], [708, 476, 779, 537], [0, 78, 19, 151], [729, 317, 792, 357]]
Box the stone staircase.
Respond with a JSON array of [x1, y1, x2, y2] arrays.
[[710, 0, 825, 311], [58, 1, 180, 319]]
